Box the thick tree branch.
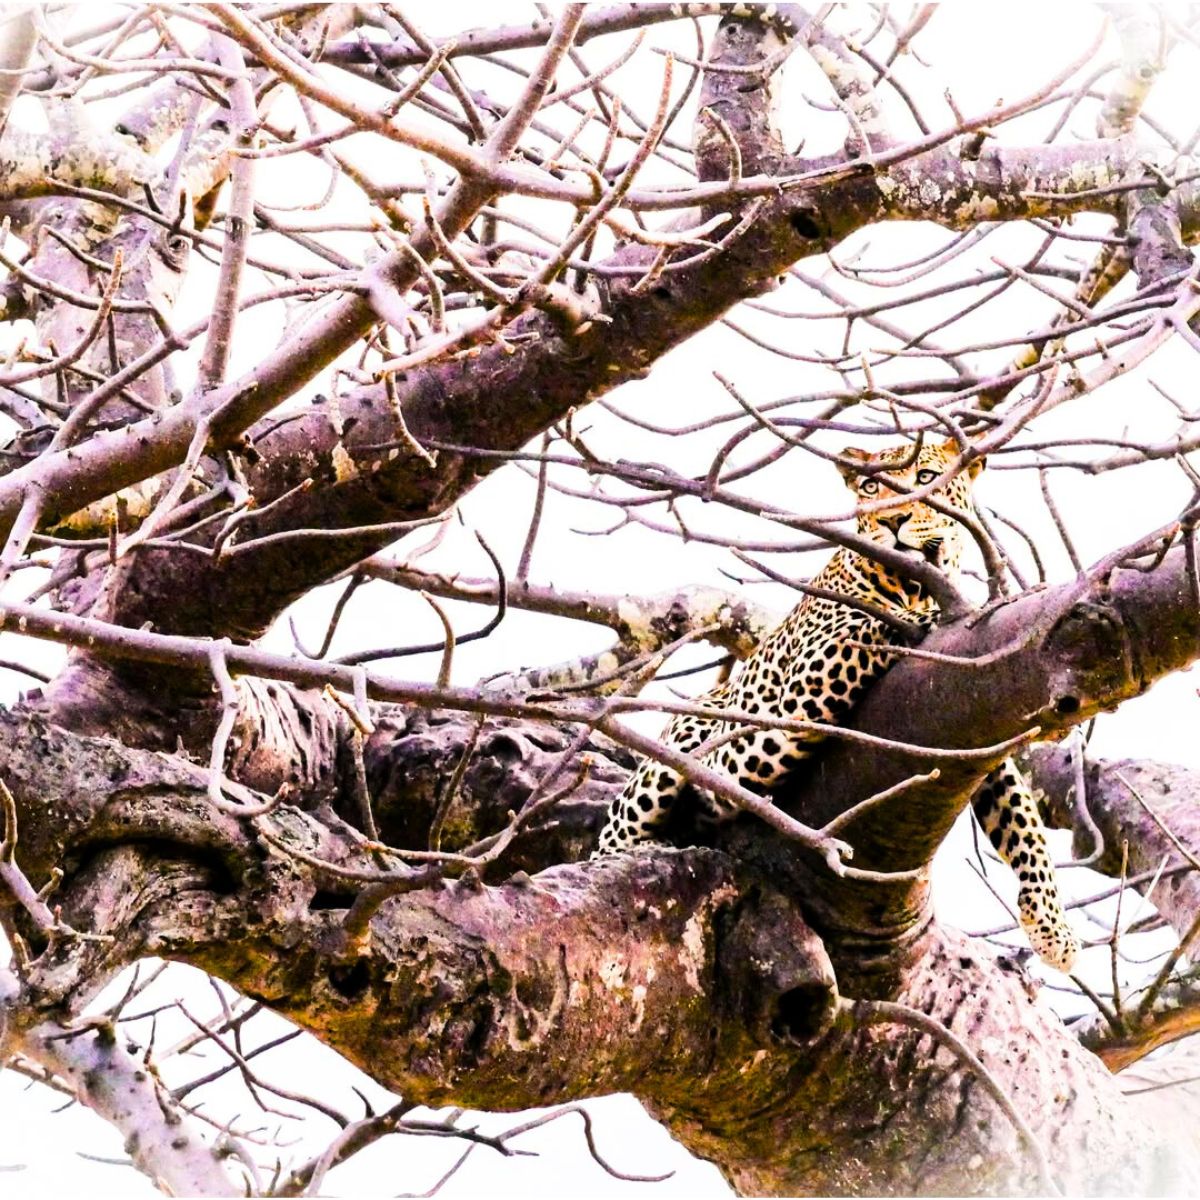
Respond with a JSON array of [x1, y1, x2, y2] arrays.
[[1030, 746, 1200, 944], [0, 697, 1184, 1196], [33, 139, 1199, 738], [3, 142, 1193, 595], [323, 5, 731, 68], [1026, 744, 1200, 1069]]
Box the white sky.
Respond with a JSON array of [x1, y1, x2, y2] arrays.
[[5, 2, 1200, 1195]]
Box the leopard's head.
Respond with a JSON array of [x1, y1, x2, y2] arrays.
[[837, 438, 984, 570]]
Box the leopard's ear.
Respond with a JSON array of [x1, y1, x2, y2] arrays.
[[938, 437, 985, 480], [836, 446, 872, 485]]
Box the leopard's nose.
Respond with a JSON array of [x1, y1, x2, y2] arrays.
[[878, 512, 910, 533]]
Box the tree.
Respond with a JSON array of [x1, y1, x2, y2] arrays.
[[3, 2, 1200, 1194]]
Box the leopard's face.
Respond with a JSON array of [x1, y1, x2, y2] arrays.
[[837, 439, 983, 570]]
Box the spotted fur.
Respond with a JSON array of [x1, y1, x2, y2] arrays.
[[593, 439, 1079, 973]]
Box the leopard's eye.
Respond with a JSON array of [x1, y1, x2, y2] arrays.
[[860, 478, 879, 495], [916, 468, 939, 485]]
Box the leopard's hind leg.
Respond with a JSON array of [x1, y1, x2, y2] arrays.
[[593, 710, 718, 855]]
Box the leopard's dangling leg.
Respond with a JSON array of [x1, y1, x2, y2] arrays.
[[972, 760, 1079, 972]]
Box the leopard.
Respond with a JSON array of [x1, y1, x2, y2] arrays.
[[593, 438, 1080, 973]]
